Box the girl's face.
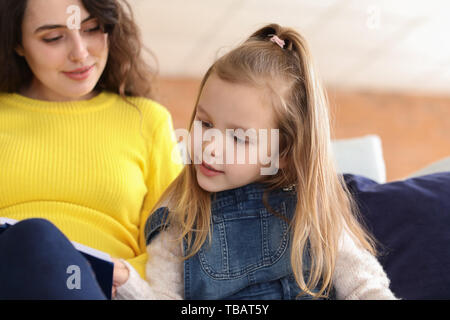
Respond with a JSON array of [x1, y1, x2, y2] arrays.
[[15, 0, 109, 101], [188, 74, 280, 193]]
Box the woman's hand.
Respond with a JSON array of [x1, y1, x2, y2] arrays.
[[111, 258, 130, 298]]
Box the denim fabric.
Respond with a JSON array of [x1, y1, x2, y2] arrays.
[[146, 182, 333, 300]]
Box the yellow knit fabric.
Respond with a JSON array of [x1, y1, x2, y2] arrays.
[[0, 91, 183, 279]]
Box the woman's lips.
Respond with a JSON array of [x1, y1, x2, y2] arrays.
[[198, 161, 224, 177], [62, 65, 94, 81]]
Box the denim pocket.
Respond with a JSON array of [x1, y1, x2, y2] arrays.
[[198, 202, 289, 279]]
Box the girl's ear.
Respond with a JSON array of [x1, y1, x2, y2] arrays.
[[278, 155, 287, 169]]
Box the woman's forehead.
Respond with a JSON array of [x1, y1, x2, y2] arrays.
[[23, 0, 89, 28]]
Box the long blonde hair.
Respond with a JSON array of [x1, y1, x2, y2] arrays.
[[152, 24, 377, 298]]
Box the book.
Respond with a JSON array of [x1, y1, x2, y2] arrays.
[[0, 217, 113, 299]]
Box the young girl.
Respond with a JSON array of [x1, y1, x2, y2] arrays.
[[113, 23, 397, 300]]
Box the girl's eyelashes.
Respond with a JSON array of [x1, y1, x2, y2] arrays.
[[233, 135, 247, 144], [196, 118, 248, 144], [229, 131, 248, 144], [196, 118, 213, 128], [202, 121, 212, 128]]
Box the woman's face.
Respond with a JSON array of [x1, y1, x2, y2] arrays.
[[16, 0, 109, 101]]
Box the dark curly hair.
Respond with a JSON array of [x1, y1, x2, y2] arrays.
[[0, 0, 156, 99]]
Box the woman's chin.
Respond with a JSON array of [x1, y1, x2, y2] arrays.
[[57, 83, 99, 100]]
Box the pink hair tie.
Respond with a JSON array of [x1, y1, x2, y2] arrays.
[[269, 34, 285, 49]]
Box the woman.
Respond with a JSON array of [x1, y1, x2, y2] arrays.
[[0, 0, 182, 299]]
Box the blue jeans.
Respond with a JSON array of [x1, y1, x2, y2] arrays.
[[0, 218, 106, 300]]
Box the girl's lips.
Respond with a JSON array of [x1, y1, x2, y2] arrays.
[[199, 161, 224, 177], [62, 65, 94, 81]]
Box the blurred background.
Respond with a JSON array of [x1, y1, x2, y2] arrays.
[[130, 0, 450, 181]]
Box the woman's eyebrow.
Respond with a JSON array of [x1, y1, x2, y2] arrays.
[[34, 15, 95, 34]]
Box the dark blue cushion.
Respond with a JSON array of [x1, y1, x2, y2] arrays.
[[343, 172, 450, 299]]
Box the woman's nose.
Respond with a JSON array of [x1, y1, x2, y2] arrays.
[[69, 32, 89, 62]]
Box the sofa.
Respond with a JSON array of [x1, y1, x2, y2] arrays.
[[332, 135, 450, 299]]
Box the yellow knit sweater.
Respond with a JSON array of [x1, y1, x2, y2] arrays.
[[0, 91, 183, 278]]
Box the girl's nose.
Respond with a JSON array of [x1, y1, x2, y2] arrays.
[[203, 135, 224, 162], [69, 32, 89, 62]]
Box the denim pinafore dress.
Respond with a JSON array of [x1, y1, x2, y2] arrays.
[[145, 182, 334, 300]]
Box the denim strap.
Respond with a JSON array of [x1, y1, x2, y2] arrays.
[[144, 207, 170, 245]]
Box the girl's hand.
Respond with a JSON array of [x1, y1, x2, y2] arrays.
[[111, 258, 129, 298]]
